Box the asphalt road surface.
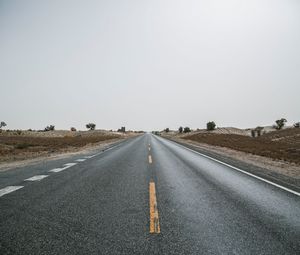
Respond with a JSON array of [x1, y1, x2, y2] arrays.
[[0, 134, 299, 254]]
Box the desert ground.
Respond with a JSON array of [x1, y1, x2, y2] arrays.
[[0, 129, 140, 167]]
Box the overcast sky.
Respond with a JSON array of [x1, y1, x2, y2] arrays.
[[1, 0, 299, 131]]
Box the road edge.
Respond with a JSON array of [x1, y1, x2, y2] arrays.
[[159, 136, 300, 195], [0, 135, 141, 172]]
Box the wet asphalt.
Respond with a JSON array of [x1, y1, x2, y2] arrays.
[[0, 134, 299, 254]]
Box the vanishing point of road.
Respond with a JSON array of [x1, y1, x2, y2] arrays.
[[0, 134, 299, 254]]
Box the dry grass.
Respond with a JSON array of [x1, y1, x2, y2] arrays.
[[182, 128, 300, 165], [0, 131, 123, 162]]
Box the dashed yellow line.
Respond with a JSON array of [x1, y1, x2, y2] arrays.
[[149, 182, 160, 234], [148, 155, 152, 164]]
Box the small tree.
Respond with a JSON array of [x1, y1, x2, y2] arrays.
[[0, 121, 7, 128], [255, 126, 264, 136], [275, 118, 287, 130], [117, 127, 126, 132], [44, 125, 55, 131], [178, 126, 183, 133], [206, 121, 216, 131], [183, 127, 191, 133], [70, 127, 77, 131], [294, 122, 300, 128], [86, 123, 96, 130], [165, 128, 170, 133]]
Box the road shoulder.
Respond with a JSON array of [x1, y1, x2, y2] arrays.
[[163, 136, 300, 193]]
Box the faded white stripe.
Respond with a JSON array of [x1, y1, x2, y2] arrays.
[[76, 159, 86, 162], [25, 175, 49, 181], [49, 163, 77, 173], [0, 186, 24, 197]]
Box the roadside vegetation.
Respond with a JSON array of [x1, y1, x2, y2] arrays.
[[182, 128, 300, 165], [183, 127, 191, 133], [159, 118, 300, 166], [86, 123, 96, 130], [206, 121, 216, 131], [0, 130, 125, 162], [0, 121, 7, 129], [274, 118, 287, 130]]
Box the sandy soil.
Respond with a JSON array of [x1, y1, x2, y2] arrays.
[[0, 137, 126, 172], [0, 129, 142, 172]]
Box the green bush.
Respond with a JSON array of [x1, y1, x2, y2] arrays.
[[0, 121, 7, 128], [183, 127, 191, 133], [255, 126, 263, 136], [86, 123, 96, 130], [275, 118, 287, 130], [44, 125, 55, 131], [206, 121, 216, 131]]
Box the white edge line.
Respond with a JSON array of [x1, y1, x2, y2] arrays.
[[0, 186, 24, 197], [164, 137, 300, 197]]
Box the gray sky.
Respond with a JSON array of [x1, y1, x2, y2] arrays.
[[1, 0, 299, 131]]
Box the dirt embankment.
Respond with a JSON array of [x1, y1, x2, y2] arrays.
[[163, 127, 300, 179], [0, 130, 138, 163], [182, 128, 300, 165]]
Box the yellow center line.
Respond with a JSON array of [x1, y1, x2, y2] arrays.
[[149, 182, 160, 234], [148, 155, 152, 164]]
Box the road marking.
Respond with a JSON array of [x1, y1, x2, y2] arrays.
[[49, 168, 63, 173], [149, 147, 151, 151], [148, 155, 153, 164], [84, 143, 122, 159], [25, 175, 49, 181], [76, 158, 86, 162], [49, 163, 77, 173], [169, 140, 300, 197], [0, 186, 24, 197], [149, 182, 160, 234]]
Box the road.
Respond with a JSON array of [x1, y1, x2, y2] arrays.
[[0, 134, 299, 254]]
